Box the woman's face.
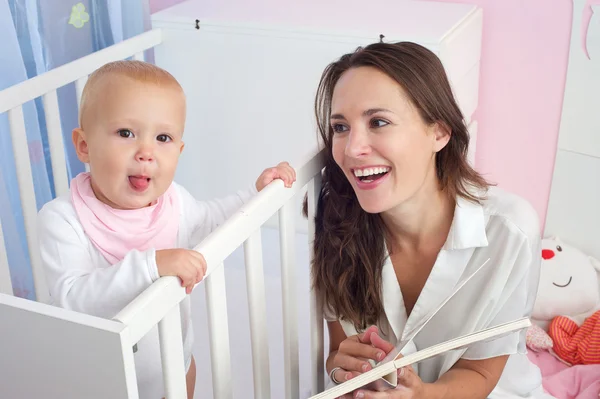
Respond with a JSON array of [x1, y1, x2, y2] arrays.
[[330, 66, 450, 214]]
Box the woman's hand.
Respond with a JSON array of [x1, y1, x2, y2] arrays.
[[329, 326, 395, 398], [351, 365, 428, 399]]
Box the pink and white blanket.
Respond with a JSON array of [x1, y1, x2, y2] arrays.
[[527, 351, 600, 399]]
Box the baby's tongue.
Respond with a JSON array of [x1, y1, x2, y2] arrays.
[[129, 176, 149, 190]]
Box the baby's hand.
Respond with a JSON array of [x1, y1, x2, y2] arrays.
[[255, 161, 296, 191], [155, 249, 207, 294]]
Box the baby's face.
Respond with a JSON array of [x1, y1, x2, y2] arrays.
[[76, 76, 186, 209]]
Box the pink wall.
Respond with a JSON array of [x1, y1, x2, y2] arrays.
[[150, 0, 184, 13], [150, 0, 600, 228], [433, 0, 599, 230]]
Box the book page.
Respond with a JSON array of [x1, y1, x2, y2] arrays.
[[309, 318, 531, 399]]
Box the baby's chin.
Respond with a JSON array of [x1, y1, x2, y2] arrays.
[[110, 195, 159, 210]]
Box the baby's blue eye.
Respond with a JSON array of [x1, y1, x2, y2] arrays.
[[118, 129, 133, 138]]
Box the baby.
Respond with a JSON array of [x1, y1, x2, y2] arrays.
[[37, 60, 295, 399]]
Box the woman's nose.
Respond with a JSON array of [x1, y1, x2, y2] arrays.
[[345, 130, 371, 158]]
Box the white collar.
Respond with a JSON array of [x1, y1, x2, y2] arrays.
[[382, 195, 489, 341]]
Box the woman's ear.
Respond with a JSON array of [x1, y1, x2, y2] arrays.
[[72, 128, 90, 163], [432, 122, 451, 153]]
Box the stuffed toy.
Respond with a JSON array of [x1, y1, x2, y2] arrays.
[[531, 237, 600, 329], [527, 237, 600, 365]]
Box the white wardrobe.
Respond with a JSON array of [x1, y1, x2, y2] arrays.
[[152, 0, 483, 205]]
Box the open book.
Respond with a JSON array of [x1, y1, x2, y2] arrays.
[[309, 317, 531, 399]]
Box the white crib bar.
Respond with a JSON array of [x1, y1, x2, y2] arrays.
[[307, 175, 325, 394], [279, 201, 300, 399], [7, 106, 48, 303], [42, 90, 69, 196], [205, 263, 233, 399], [243, 230, 271, 398], [0, 219, 13, 296], [75, 76, 88, 110], [133, 51, 145, 62], [159, 304, 188, 399], [0, 29, 162, 114]]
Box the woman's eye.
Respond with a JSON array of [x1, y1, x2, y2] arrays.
[[157, 134, 172, 143], [118, 129, 134, 138], [331, 124, 349, 133], [370, 119, 389, 128]]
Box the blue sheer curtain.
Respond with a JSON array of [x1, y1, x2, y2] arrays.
[[0, 0, 151, 300]]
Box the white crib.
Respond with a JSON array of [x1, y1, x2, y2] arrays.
[[0, 1, 484, 397], [0, 29, 327, 399]]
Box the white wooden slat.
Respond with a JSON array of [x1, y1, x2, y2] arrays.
[[0, 29, 163, 114], [133, 51, 145, 62], [158, 304, 188, 399], [114, 276, 185, 345], [279, 201, 299, 399], [43, 90, 69, 196], [205, 263, 233, 399], [0, 219, 13, 296], [195, 150, 326, 278], [75, 76, 90, 174], [8, 106, 48, 303], [243, 230, 271, 398], [75, 76, 88, 110], [307, 175, 324, 394]]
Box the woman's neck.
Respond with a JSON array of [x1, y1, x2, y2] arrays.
[[381, 181, 455, 255]]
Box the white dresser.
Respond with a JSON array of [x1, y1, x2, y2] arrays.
[[151, 0, 482, 203]]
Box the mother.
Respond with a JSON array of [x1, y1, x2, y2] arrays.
[[307, 42, 549, 398]]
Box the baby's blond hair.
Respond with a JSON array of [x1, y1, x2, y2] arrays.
[[79, 60, 184, 129]]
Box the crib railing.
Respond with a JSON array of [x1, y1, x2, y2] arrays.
[[0, 27, 328, 398], [0, 29, 162, 302], [115, 149, 326, 398]]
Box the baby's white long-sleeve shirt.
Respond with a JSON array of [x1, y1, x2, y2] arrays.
[[37, 182, 256, 398]]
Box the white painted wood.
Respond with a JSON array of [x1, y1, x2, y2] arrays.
[[0, 219, 13, 296], [0, 293, 137, 399], [545, 149, 600, 260], [133, 51, 145, 62], [243, 229, 271, 398], [43, 90, 69, 196], [153, 3, 482, 234], [8, 106, 48, 303], [0, 29, 162, 114], [554, 0, 600, 157], [194, 150, 326, 277], [114, 275, 185, 345], [307, 174, 325, 394], [75, 75, 88, 111], [544, 0, 600, 247], [279, 201, 300, 399], [205, 263, 233, 399], [152, 0, 478, 46], [159, 304, 188, 399]]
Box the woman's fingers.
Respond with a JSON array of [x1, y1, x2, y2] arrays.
[[337, 341, 386, 371], [370, 332, 395, 355]]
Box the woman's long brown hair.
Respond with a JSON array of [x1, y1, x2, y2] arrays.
[[304, 42, 490, 331]]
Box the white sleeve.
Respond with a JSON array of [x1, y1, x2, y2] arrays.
[[38, 203, 159, 319], [179, 184, 258, 242], [463, 231, 541, 359]]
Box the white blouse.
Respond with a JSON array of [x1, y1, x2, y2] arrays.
[[324, 187, 547, 397]]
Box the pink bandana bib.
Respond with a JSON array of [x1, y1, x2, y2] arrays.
[[70, 172, 180, 264]]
